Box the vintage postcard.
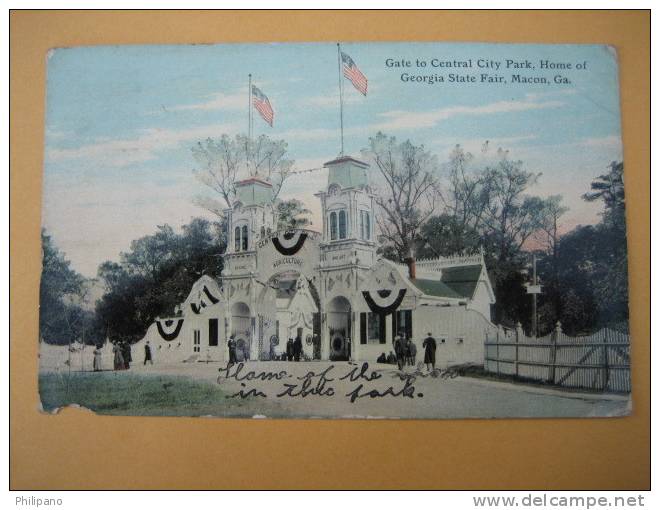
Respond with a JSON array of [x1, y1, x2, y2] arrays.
[[39, 42, 630, 419]]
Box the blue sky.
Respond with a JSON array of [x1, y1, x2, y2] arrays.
[[42, 42, 623, 277]]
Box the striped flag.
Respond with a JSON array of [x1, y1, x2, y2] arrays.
[[251, 85, 274, 126], [340, 51, 368, 96]]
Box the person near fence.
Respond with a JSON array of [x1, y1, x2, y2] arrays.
[[422, 332, 437, 372], [293, 334, 302, 362], [93, 345, 103, 371]]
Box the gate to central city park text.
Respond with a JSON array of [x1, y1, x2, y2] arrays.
[[484, 323, 631, 393]]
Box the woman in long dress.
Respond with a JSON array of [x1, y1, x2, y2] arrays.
[[113, 342, 124, 371], [93, 346, 103, 371]]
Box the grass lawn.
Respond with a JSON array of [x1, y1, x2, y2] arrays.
[[39, 371, 261, 417]]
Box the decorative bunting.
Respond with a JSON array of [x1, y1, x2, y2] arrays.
[[272, 232, 308, 256], [362, 289, 407, 315], [156, 318, 184, 341]]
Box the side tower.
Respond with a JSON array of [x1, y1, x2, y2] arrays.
[[315, 156, 377, 360], [222, 176, 276, 360]]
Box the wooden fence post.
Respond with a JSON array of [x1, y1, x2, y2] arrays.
[[549, 321, 561, 384], [496, 327, 501, 376], [601, 329, 609, 391], [515, 322, 522, 378]]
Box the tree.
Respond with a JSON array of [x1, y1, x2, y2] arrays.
[[582, 161, 625, 231], [444, 145, 492, 235], [362, 132, 440, 262], [478, 153, 548, 264], [95, 217, 226, 343], [531, 195, 569, 329], [39, 229, 90, 345], [192, 133, 294, 216], [535, 161, 628, 334], [416, 214, 482, 259], [276, 198, 312, 231]]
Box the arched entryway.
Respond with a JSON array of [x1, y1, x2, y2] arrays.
[[327, 296, 351, 361], [231, 302, 251, 361]]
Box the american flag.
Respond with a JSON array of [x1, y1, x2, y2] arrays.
[[340, 51, 368, 96], [252, 85, 274, 126]]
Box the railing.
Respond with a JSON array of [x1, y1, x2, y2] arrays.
[[484, 323, 631, 393]]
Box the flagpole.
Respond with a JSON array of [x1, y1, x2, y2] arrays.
[[248, 73, 252, 141], [336, 43, 345, 156], [248, 73, 252, 175]]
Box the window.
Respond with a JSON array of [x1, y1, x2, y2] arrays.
[[193, 330, 201, 352], [234, 227, 241, 251], [367, 312, 386, 344], [260, 226, 265, 238], [241, 225, 248, 251], [208, 318, 218, 347], [359, 210, 371, 240], [338, 210, 347, 239], [330, 212, 338, 240]]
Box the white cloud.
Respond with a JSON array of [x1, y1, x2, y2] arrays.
[[430, 134, 538, 154], [45, 122, 241, 168], [168, 91, 246, 112], [373, 97, 565, 131], [578, 135, 622, 151]]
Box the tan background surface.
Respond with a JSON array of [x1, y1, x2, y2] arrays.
[[10, 10, 650, 489]]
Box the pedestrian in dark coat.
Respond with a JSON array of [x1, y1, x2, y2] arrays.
[[293, 335, 303, 362], [422, 332, 437, 372], [122, 341, 132, 369], [286, 338, 294, 362], [228, 336, 237, 364], [144, 341, 153, 365]]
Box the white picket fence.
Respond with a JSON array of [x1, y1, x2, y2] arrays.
[[484, 324, 631, 393]]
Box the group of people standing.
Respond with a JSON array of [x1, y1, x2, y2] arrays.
[[227, 335, 250, 363], [92, 340, 152, 371], [98, 341, 132, 371], [285, 335, 304, 362], [378, 331, 437, 372]]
